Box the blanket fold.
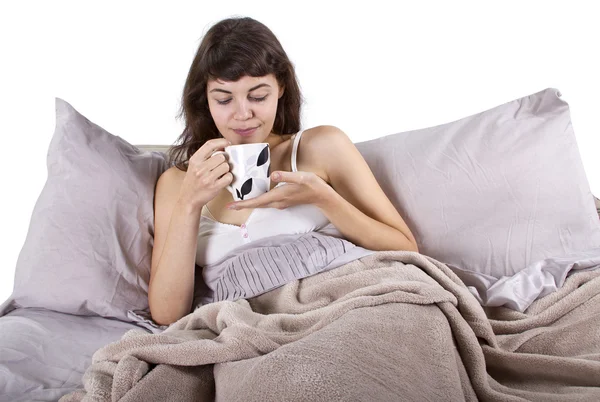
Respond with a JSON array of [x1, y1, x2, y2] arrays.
[[60, 249, 600, 402]]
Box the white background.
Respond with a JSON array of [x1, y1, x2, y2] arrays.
[[0, 0, 598, 303]]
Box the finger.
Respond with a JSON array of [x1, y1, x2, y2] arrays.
[[205, 139, 232, 160], [206, 152, 228, 170], [216, 171, 233, 187], [193, 138, 231, 161], [227, 192, 274, 210], [209, 160, 231, 180], [270, 170, 302, 183], [210, 150, 228, 160], [270, 171, 284, 182]]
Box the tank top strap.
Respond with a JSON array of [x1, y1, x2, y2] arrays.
[[291, 129, 305, 172]]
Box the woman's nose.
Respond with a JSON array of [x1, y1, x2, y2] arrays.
[[234, 100, 253, 120]]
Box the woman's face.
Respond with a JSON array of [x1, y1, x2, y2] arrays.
[[207, 74, 284, 145]]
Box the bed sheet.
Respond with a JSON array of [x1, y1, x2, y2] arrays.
[[0, 307, 147, 402]]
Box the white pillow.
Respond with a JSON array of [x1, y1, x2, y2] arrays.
[[355, 88, 600, 311]]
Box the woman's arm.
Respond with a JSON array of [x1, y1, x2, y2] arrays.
[[149, 167, 200, 326], [317, 183, 418, 252], [306, 126, 418, 252], [227, 126, 419, 252]]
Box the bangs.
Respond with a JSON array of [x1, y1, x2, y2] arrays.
[[204, 42, 274, 82]]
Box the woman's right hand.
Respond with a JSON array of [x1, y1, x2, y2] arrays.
[[178, 138, 233, 210]]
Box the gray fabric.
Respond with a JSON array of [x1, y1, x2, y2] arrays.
[[126, 309, 169, 334], [0, 308, 144, 402], [355, 87, 600, 310], [59, 250, 600, 401], [194, 231, 375, 306], [451, 246, 600, 311], [0, 98, 168, 322], [121, 233, 375, 335]]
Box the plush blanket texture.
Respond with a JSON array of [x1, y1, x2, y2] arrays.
[[61, 249, 600, 402]]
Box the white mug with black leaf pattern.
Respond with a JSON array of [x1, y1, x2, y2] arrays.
[[213, 143, 271, 201]]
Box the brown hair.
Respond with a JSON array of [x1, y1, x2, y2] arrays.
[[168, 17, 303, 171]]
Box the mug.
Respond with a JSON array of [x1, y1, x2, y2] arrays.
[[213, 143, 271, 201]]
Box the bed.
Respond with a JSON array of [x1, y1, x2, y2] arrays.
[[1, 87, 600, 401]]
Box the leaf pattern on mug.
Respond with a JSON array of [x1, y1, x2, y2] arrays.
[[240, 178, 253, 200], [257, 145, 269, 167], [236, 188, 242, 201]]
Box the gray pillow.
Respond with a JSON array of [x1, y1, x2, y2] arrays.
[[355, 88, 600, 311], [0, 98, 168, 322]]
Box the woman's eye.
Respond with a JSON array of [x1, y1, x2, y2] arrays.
[[216, 95, 267, 105]]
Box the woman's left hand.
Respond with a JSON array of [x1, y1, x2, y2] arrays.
[[226, 171, 334, 210]]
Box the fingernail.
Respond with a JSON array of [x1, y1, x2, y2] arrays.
[[272, 172, 281, 181]]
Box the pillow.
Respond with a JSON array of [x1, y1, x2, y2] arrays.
[[355, 88, 600, 311], [0, 98, 168, 322]]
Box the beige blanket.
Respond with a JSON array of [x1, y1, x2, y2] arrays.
[[60, 251, 600, 402]]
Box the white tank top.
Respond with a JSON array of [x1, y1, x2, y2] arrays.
[[196, 130, 343, 267]]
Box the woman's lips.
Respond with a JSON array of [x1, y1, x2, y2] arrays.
[[233, 127, 257, 136]]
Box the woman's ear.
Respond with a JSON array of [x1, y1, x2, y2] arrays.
[[278, 86, 285, 99]]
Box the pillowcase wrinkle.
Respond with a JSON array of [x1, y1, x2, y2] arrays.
[[0, 98, 167, 323], [355, 87, 600, 311]]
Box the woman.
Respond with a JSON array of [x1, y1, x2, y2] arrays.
[[149, 17, 418, 326]]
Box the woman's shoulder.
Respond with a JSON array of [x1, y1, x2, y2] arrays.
[[298, 125, 353, 159], [155, 165, 186, 195], [159, 165, 186, 182], [294, 125, 351, 183], [300, 125, 348, 149], [302, 124, 344, 137]]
